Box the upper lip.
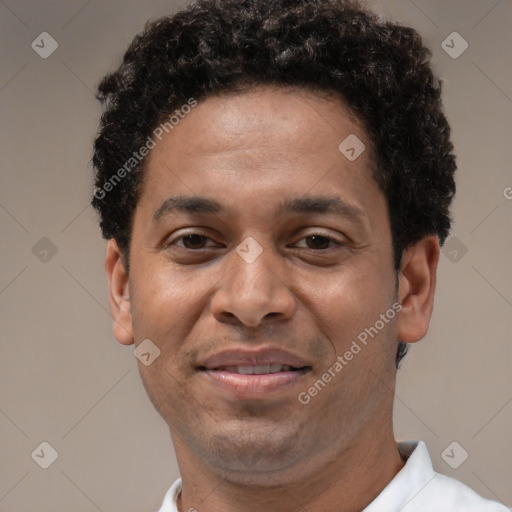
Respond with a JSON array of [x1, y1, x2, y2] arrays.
[[198, 347, 311, 370]]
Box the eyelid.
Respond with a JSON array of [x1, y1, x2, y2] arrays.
[[291, 232, 343, 248], [164, 230, 344, 250], [163, 230, 218, 248], [312, 233, 340, 242]]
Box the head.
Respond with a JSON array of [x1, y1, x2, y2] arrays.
[[92, 0, 455, 482]]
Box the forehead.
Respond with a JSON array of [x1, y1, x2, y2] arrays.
[[138, 85, 381, 218], [155, 86, 364, 156]]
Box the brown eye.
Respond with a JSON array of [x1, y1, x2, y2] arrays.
[[180, 234, 208, 249], [305, 235, 332, 250]]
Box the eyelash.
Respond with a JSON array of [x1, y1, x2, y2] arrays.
[[165, 232, 342, 251]]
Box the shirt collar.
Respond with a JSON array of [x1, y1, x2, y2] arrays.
[[363, 440, 437, 511], [161, 440, 431, 512]]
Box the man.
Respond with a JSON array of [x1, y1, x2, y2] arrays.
[[91, 0, 509, 510]]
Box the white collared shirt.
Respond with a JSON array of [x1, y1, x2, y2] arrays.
[[156, 440, 510, 511]]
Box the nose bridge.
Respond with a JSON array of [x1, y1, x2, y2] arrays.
[[211, 235, 296, 326], [231, 235, 282, 297]]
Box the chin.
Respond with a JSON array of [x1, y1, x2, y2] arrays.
[[190, 424, 317, 482]]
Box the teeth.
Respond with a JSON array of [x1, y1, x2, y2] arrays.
[[237, 366, 254, 374], [254, 365, 270, 374], [217, 364, 295, 374], [269, 363, 283, 373]]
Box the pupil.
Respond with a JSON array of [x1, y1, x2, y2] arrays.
[[308, 235, 328, 249], [184, 234, 205, 248]]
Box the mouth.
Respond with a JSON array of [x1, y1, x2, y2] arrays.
[[197, 363, 312, 398], [199, 363, 310, 374]]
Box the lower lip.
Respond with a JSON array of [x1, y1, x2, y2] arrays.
[[201, 369, 310, 398]]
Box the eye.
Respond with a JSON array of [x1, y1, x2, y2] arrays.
[[164, 232, 342, 251], [294, 234, 341, 250], [167, 233, 218, 250]]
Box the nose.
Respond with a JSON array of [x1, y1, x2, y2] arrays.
[[210, 240, 297, 327]]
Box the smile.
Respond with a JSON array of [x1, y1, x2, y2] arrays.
[[199, 365, 312, 398], [209, 364, 304, 374]]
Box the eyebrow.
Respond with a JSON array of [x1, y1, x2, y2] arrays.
[[153, 195, 222, 222], [152, 194, 366, 224]]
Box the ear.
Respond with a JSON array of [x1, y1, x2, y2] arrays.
[[105, 239, 134, 345], [397, 235, 440, 343]]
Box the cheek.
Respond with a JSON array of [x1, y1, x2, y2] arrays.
[[302, 263, 394, 345], [324, 266, 400, 388], [132, 264, 210, 341], [128, 267, 206, 418]]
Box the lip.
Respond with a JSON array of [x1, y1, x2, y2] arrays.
[[202, 368, 311, 398], [198, 347, 310, 369], [197, 347, 312, 399]]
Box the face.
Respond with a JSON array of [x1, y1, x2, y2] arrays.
[[106, 85, 438, 484]]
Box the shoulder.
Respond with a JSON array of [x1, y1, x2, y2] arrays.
[[399, 441, 509, 512], [411, 471, 510, 512], [365, 441, 509, 512]]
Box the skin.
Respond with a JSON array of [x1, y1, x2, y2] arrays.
[[105, 85, 439, 512]]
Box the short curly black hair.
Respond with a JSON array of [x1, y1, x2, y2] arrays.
[[92, 0, 456, 367]]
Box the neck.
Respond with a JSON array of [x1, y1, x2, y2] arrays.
[[174, 423, 405, 512]]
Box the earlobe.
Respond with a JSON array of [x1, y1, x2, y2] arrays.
[[397, 235, 440, 344], [105, 239, 134, 345]]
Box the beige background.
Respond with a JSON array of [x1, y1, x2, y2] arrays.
[[0, 0, 511, 510]]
